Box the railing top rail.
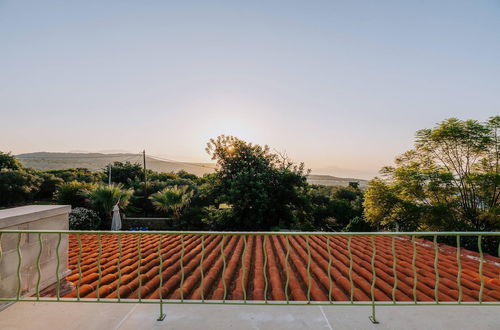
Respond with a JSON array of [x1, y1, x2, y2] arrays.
[[0, 229, 498, 236]]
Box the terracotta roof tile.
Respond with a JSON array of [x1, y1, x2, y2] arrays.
[[60, 234, 500, 302]]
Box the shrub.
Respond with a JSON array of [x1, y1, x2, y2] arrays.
[[344, 216, 373, 232], [201, 205, 233, 230], [53, 181, 94, 208], [0, 169, 42, 207], [149, 185, 194, 219], [69, 207, 101, 230], [35, 172, 64, 199], [86, 184, 133, 217]]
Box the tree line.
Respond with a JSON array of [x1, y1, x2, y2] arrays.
[[1, 117, 498, 239], [0, 136, 365, 232]]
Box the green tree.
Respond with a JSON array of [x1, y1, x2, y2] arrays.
[[0, 152, 42, 207], [0, 152, 22, 170], [149, 185, 194, 220], [344, 216, 373, 232], [103, 161, 144, 186], [46, 168, 102, 183], [364, 117, 500, 231], [34, 172, 64, 199], [0, 169, 42, 206], [53, 181, 95, 208], [86, 184, 133, 226], [305, 185, 365, 231], [204, 135, 309, 230]]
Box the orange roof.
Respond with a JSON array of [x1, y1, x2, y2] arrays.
[[62, 234, 500, 302]]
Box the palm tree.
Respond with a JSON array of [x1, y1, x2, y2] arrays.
[[149, 185, 194, 220], [86, 184, 133, 219]]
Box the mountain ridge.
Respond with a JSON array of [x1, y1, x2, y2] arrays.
[[16, 152, 367, 187]]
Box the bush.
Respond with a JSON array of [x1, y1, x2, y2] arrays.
[[69, 207, 101, 230], [53, 181, 94, 208], [86, 183, 133, 216], [344, 216, 373, 232], [35, 172, 64, 199], [0, 169, 42, 207], [201, 206, 234, 230], [46, 168, 103, 183]]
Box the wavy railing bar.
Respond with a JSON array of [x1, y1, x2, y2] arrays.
[[0, 230, 499, 324]]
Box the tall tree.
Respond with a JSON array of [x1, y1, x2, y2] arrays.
[[204, 135, 309, 230], [364, 117, 500, 231]]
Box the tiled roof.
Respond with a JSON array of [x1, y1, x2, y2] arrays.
[[62, 234, 500, 302]]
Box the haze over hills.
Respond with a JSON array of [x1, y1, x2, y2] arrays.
[[16, 152, 368, 188], [16, 152, 216, 177]]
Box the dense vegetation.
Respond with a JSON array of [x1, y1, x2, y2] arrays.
[[2, 117, 498, 238], [364, 117, 499, 232], [0, 136, 364, 232]]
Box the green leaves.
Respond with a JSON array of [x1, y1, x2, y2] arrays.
[[204, 135, 309, 230], [149, 185, 194, 219], [366, 117, 500, 231], [86, 184, 133, 217]]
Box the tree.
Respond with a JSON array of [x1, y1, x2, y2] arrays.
[[0, 152, 42, 206], [344, 216, 373, 232], [0, 152, 22, 170], [0, 169, 42, 206], [46, 168, 102, 183], [102, 161, 144, 186], [53, 181, 95, 208], [149, 185, 194, 220], [204, 135, 309, 230], [86, 184, 133, 226], [34, 172, 64, 199], [305, 185, 364, 231], [364, 117, 500, 231]]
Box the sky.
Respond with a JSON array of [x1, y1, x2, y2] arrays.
[[1, 1, 499, 179]]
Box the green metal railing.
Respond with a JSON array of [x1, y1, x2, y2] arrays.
[[0, 230, 499, 324]]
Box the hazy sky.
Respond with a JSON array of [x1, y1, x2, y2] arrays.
[[1, 1, 499, 178]]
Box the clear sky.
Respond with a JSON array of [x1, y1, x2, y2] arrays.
[[1, 1, 499, 179]]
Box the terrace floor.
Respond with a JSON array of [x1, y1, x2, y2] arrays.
[[1, 302, 499, 330]]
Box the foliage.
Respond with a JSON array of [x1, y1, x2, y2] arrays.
[[53, 181, 94, 208], [201, 205, 233, 229], [177, 170, 199, 181], [204, 135, 310, 230], [364, 117, 500, 231], [45, 168, 102, 183], [344, 216, 373, 232], [34, 172, 64, 199], [0, 151, 22, 170], [102, 161, 144, 186], [305, 185, 364, 231], [148, 171, 177, 181], [69, 207, 101, 230], [0, 168, 42, 206], [149, 185, 194, 219], [86, 184, 133, 218]]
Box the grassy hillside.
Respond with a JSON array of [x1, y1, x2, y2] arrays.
[[306, 174, 368, 188], [16, 152, 216, 177], [16, 152, 367, 187]]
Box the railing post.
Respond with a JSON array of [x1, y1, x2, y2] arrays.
[[369, 236, 379, 324], [157, 234, 166, 321]]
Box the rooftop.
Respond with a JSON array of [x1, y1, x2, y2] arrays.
[[60, 234, 500, 302]]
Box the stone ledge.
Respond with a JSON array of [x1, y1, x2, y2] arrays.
[[0, 205, 71, 229]]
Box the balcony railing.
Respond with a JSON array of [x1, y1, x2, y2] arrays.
[[0, 230, 499, 323]]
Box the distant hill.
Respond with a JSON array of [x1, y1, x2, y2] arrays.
[[16, 152, 216, 177], [306, 174, 368, 188], [16, 152, 368, 187]]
